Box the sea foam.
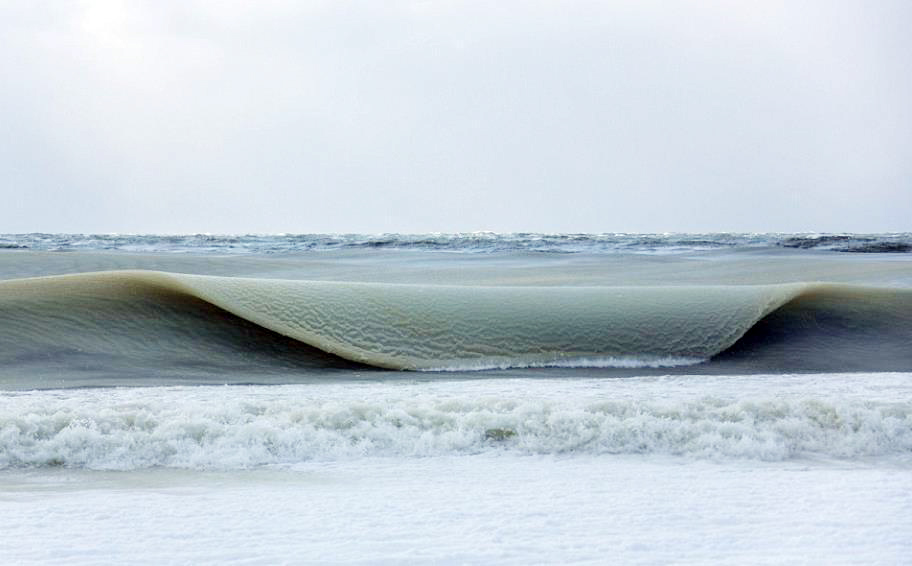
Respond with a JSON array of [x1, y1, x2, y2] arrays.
[[3, 377, 910, 470]]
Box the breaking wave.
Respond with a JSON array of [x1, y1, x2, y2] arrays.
[[0, 270, 911, 382], [2, 382, 910, 469]]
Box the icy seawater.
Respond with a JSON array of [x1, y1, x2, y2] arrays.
[[1, 233, 911, 563], [3, 231, 911, 254]]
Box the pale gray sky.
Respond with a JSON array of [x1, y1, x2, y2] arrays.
[[1, 1, 910, 233]]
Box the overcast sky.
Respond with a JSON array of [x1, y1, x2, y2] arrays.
[[1, 1, 910, 234]]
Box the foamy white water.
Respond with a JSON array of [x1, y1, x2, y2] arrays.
[[2, 373, 911, 564], [3, 374, 911, 468]]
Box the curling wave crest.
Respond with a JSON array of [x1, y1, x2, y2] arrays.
[[2, 270, 910, 377]]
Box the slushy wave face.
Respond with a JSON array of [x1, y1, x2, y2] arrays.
[[2, 271, 911, 375]]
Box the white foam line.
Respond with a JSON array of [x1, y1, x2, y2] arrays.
[[420, 356, 707, 372]]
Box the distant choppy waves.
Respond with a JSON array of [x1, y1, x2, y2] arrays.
[[1, 232, 911, 255]]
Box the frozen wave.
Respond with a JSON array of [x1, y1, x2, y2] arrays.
[[1, 270, 911, 379]]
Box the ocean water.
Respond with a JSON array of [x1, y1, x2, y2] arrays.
[[1, 233, 911, 564]]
